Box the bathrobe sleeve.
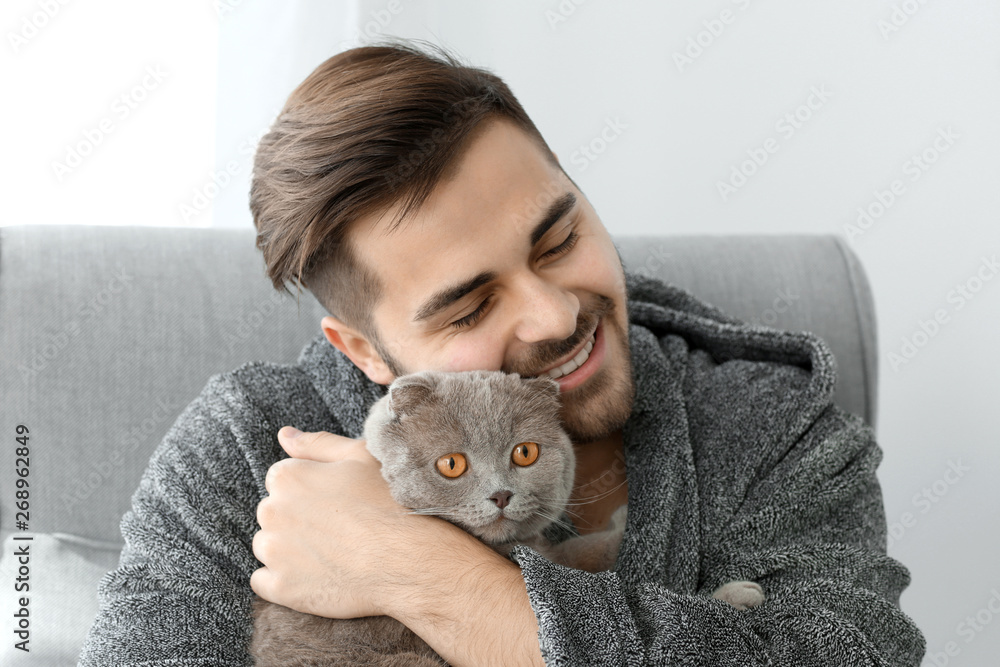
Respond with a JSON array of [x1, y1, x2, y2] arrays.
[[78, 373, 261, 666], [508, 370, 926, 667]]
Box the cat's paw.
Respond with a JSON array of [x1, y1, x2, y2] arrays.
[[608, 504, 628, 532], [712, 580, 765, 610]]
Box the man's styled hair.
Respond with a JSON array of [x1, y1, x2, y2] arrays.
[[249, 38, 557, 355]]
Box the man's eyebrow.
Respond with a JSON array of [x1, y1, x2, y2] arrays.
[[530, 192, 577, 246], [412, 191, 578, 324], [413, 270, 498, 323]]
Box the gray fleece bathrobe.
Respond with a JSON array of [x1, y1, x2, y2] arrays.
[[78, 271, 926, 666]]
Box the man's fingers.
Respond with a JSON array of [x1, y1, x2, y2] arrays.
[[249, 566, 274, 602], [263, 456, 308, 494], [255, 493, 277, 528], [277, 426, 370, 463]]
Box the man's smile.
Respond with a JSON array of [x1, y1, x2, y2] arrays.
[[538, 322, 597, 379], [538, 317, 606, 392]]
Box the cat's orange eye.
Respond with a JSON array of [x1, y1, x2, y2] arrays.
[[512, 442, 539, 467], [436, 453, 467, 478]]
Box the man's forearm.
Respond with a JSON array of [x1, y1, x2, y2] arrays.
[[385, 519, 546, 667]]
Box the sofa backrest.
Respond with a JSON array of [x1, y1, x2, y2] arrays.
[[0, 226, 876, 547]]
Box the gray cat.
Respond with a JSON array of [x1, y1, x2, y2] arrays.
[[250, 370, 764, 666]]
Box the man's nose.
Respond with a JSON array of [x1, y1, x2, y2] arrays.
[[513, 276, 578, 344]]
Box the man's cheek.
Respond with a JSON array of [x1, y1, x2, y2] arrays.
[[578, 243, 624, 294], [437, 337, 504, 373]]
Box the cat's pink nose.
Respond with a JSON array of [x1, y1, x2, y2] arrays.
[[490, 490, 513, 509]]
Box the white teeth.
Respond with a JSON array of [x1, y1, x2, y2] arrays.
[[546, 331, 596, 379]]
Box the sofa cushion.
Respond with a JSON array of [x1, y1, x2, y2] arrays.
[[0, 532, 121, 666]]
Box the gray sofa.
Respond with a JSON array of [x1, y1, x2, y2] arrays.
[[0, 225, 877, 665]]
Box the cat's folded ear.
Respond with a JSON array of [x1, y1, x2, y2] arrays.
[[387, 371, 438, 419], [523, 375, 561, 401]]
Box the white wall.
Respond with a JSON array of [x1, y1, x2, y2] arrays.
[[1, 0, 217, 229], [1, 0, 357, 231], [213, 0, 358, 230]]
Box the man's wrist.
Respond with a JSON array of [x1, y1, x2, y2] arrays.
[[384, 518, 545, 667]]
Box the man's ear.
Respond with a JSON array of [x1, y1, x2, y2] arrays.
[[321, 315, 395, 386]]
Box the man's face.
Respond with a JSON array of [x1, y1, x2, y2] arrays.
[[333, 118, 635, 443]]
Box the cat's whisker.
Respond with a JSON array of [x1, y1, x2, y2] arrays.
[[567, 476, 626, 496], [532, 508, 577, 531], [573, 478, 626, 493], [533, 507, 563, 522], [528, 497, 585, 521], [553, 505, 584, 521], [528, 497, 584, 521], [535, 479, 628, 508], [562, 480, 628, 506]]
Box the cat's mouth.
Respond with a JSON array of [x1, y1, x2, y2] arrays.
[[476, 516, 519, 544], [475, 509, 552, 545]]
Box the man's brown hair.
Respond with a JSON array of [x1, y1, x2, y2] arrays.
[[250, 38, 557, 365]]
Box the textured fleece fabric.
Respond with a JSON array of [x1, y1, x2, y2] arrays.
[[77, 272, 926, 666]]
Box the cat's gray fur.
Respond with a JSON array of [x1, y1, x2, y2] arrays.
[[250, 370, 764, 666]]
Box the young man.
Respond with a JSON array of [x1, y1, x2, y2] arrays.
[[79, 41, 925, 666]]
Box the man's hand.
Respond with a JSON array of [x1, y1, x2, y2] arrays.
[[250, 426, 419, 619], [250, 425, 546, 667]]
